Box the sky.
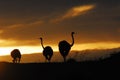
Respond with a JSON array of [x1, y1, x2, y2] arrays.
[[0, 0, 120, 55]]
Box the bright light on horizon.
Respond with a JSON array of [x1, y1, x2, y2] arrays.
[[0, 46, 59, 56], [0, 46, 41, 56], [73, 42, 120, 51], [0, 42, 120, 56]]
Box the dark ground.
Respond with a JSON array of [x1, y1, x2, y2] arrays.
[[0, 52, 120, 80]]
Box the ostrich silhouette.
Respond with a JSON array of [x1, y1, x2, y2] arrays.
[[11, 49, 21, 63], [58, 32, 75, 62], [40, 37, 53, 62]]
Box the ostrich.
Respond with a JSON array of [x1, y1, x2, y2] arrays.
[[11, 49, 21, 63], [40, 37, 53, 62], [58, 32, 75, 62]]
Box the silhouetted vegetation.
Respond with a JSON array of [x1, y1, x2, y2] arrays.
[[101, 51, 120, 63]]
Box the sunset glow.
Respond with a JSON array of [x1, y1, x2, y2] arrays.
[[0, 1, 120, 79], [0, 46, 41, 56], [0, 42, 120, 56], [73, 43, 120, 51], [0, 1, 119, 57]]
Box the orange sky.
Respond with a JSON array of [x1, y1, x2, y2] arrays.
[[0, 42, 120, 56], [0, 0, 120, 55]]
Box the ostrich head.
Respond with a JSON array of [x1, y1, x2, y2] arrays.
[[71, 32, 75, 35], [40, 37, 42, 40]]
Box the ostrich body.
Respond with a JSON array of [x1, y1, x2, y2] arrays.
[[11, 49, 21, 63], [58, 32, 75, 62], [40, 37, 53, 62]]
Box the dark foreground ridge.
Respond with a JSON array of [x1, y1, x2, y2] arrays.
[[0, 52, 120, 80]]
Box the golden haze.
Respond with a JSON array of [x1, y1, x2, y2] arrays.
[[0, 42, 120, 56]]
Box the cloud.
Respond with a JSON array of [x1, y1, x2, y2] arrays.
[[51, 4, 95, 23], [0, 39, 17, 47], [0, 20, 44, 44], [63, 4, 95, 17], [0, 39, 39, 47], [7, 20, 44, 29], [0, 30, 3, 34]]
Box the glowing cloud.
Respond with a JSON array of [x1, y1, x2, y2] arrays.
[[63, 4, 95, 18], [0, 39, 17, 46], [7, 20, 44, 29], [51, 4, 95, 23]]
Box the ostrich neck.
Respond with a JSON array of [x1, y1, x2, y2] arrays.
[[70, 34, 74, 47], [40, 39, 45, 49]]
